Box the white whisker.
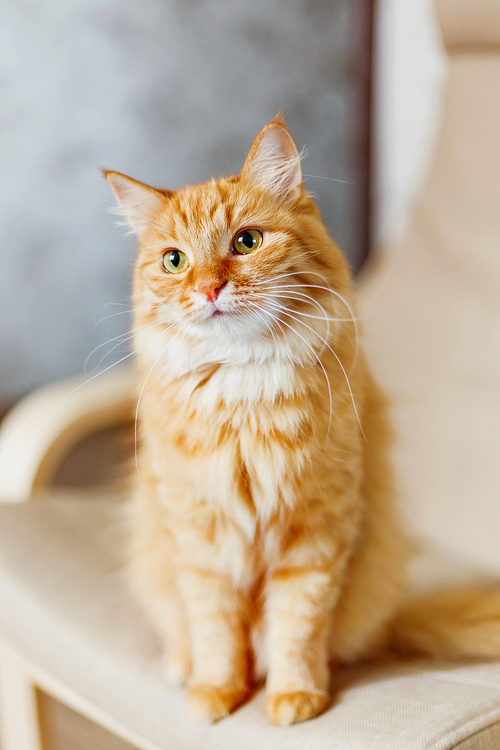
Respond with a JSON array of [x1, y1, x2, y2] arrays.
[[264, 303, 365, 440], [69, 325, 168, 397], [75, 224, 116, 254], [258, 292, 346, 324], [261, 307, 333, 440], [84, 320, 156, 372], [301, 174, 352, 185], [255, 270, 359, 327], [254, 270, 332, 287], [89, 334, 134, 373], [259, 287, 331, 315], [260, 289, 352, 318], [260, 281, 359, 369], [91, 330, 146, 373], [247, 302, 281, 352], [263, 282, 358, 321], [260, 291, 332, 355], [264, 300, 329, 356], [104, 302, 133, 310], [94, 310, 133, 327]]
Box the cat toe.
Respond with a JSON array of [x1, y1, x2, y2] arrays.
[[266, 690, 329, 726], [187, 684, 248, 723]]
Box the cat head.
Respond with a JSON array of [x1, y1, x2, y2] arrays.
[[104, 119, 352, 364]]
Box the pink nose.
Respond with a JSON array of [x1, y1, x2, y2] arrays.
[[196, 281, 224, 303]]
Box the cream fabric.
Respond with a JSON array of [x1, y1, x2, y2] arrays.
[[455, 723, 500, 750], [436, 0, 500, 47], [360, 50, 500, 575], [0, 495, 499, 750]]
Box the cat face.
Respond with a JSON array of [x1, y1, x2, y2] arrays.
[[105, 119, 351, 359]]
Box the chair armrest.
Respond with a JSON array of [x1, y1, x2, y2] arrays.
[[0, 368, 136, 503]]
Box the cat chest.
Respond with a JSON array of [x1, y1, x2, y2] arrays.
[[147, 392, 314, 525]]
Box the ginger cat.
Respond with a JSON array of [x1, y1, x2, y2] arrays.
[[105, 119, 500, 726]]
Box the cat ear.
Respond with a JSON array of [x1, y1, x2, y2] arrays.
[[242, 119, 302, 201], [102, 170, 169, 234]]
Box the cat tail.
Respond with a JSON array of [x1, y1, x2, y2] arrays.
[[386, 585, 500, 659]]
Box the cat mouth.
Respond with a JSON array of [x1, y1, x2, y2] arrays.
[[204, 303, 242, 320], [208, 306, 233, 318], [207, 308, 241, 321]]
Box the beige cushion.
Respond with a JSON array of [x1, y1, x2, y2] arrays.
[[360, 52, 500, 575], [456, 723, 500, 750], [0, 495, 500, 750], [436, 0, 500, 48]]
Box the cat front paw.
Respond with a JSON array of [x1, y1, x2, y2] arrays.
[[266, 690, 329, 726], [187, 684, 248, 723]]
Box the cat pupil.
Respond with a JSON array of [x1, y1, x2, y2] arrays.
[[240, 232, 253, 249], [170, 251, 180, 267]]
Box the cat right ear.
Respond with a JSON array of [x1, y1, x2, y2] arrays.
[[241, 119, 303, 202], [102, 170, 169, 234]]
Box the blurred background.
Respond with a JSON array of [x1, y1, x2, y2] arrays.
[[0, 0, 443, 403]]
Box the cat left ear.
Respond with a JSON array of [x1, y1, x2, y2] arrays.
[[241, 119, 302, 202], [102, 170, 169, 234]]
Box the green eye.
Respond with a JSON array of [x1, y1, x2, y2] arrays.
[[161, 249, 189, 274], [232, 228, 263, 255]]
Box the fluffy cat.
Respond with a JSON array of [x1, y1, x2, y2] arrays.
[[104, 119, 500, 726]]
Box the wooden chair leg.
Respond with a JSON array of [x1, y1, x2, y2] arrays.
[[0, 639, 43, 750]]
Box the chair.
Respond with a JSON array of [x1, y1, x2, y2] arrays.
[[2, 1, 500, 747], [1, 373, 500, 750]]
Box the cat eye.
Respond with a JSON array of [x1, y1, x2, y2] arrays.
[[232, 228, 263, 255], [161, 249, 189, 274]]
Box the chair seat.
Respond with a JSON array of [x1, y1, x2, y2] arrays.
[[0, 494, 500, 750]]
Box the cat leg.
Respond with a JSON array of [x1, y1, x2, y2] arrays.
[[128, 487, 192, 684], [179, 567, 249, 723], [155, 587, 192, 686], [264, 508, 355, 726], [265, 566, 336, 725], [130, 541, 192, 684]]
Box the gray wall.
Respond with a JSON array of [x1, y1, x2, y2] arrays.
[[0, 0, 369, 400]]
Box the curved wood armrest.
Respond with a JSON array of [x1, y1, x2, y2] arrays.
[[0, 368, 136, 503]]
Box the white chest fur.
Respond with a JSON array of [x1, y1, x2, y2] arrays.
[[138, 325, 313, 543]]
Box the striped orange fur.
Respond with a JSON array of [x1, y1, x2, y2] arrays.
[[104, 120, 500, 726]]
